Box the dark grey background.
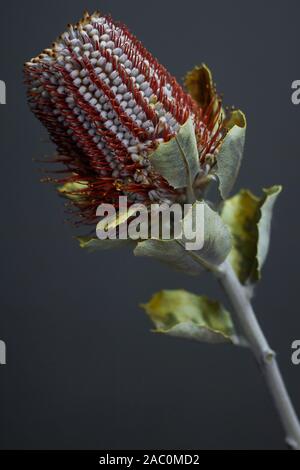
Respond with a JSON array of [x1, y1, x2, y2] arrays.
[[0, 0, 299, 450]]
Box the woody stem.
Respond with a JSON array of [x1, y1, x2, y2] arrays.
[[216, 260, 300, 450]]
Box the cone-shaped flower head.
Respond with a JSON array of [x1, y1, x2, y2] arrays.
[[24, 11, 225, 223]]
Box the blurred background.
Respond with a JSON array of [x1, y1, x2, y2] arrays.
[[0, 0, 299, 450]]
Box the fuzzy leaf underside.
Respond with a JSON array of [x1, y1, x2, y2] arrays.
[[215, 110, 247, 200], [184, 64, 246, 200], [134, 201, 232, 275], [148, 116, 200, 194]]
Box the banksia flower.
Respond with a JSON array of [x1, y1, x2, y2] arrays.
[[24, 11, 226, 224], [24, 12, 297, 453]]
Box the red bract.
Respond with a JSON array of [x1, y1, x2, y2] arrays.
[[24, 11, 223, 224]]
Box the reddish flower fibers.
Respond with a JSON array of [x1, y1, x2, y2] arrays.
[[24, 11, 222, 224]]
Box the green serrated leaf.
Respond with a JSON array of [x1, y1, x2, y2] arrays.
[[215, 110, 246, 199], [221, 185, 282, 284], [148, 116, 200, 199], [77, 236, 134, 252], [134, 201, 232, 275], [141, 289, 236, 343]]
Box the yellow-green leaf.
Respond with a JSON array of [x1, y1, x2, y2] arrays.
[[221, 185, 282, 284], [141, 289, 236, 343], [57, 180, 88, 202]]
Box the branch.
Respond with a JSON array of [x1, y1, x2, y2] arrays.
[[216, 260, 300, 450]]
